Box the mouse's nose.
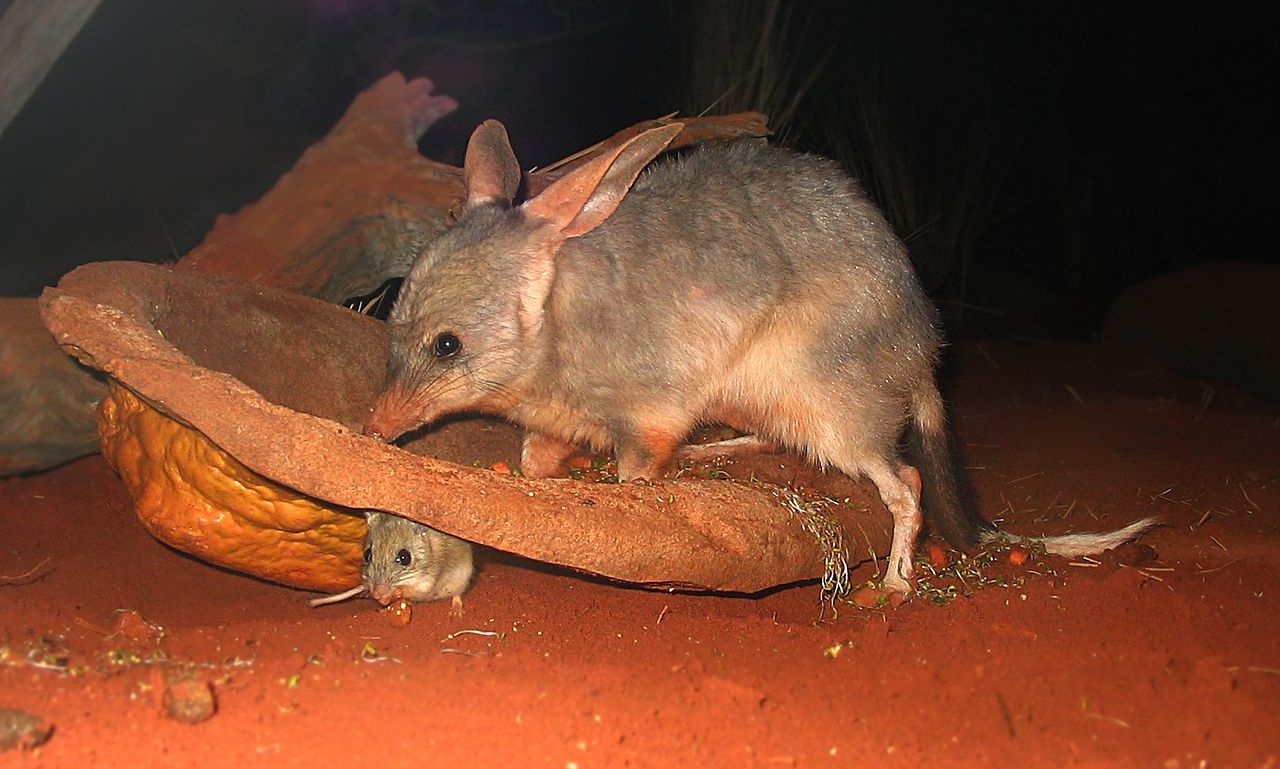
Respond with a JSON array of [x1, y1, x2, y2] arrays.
[[370, 585, 395, 606]]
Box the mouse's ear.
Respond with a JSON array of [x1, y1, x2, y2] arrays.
[[464, 120, 521, 208], [523, 123, 683, 238]]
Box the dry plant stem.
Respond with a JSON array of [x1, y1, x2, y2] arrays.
[[0, 557, 52, 585]]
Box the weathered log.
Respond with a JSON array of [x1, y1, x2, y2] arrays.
[[0, 0, 102, 140]]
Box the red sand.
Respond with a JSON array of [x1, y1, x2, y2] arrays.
[[2, 338, 1277, 768]]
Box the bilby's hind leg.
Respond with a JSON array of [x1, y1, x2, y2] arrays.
[[615, 422, 687, 480], [520, 432, 579, 478], [863, 461, 924, 594]]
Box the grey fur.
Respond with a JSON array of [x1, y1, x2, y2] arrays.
[[368, 124, 1154, 593]]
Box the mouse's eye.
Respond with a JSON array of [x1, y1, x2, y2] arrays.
[[363, 547, 372, 564], [395, 548, 412, 567], [432, 332, 461, 359]]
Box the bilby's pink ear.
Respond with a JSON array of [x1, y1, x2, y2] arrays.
[[463, 120, 522, 208], [523, 123, 683, 238]]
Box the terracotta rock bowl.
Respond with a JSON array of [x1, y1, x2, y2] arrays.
[[39, 262, 891, 596]]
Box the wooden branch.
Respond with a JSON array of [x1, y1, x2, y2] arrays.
[[0, 0, 102, 140]]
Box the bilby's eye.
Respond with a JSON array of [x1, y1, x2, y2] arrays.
[[432, 332, 461, 358], [395, 549, 412, 566], [363, 547, 372, 563]]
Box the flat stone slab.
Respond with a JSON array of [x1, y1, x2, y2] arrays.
[[40, 261, 892, 594]]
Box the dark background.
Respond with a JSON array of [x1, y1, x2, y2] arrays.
[[0, 0, 1271, 338]]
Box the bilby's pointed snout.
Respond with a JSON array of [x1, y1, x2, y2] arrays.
[[362, 384, 423, 444]]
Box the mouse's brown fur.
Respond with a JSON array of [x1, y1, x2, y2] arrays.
[[362, 511, 474, 605]]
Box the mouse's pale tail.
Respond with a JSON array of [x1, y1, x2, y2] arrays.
[[308, 585, 365, 607]]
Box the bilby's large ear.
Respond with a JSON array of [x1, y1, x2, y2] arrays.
[[523, 123, 683, 238], [463, 120, 521, 208]]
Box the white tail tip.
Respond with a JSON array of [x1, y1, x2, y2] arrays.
[[983, 517, 1161, 558]]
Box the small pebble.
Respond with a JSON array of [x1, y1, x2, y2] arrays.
[[0, 708, 53, 751], [114, 609, 164, 644], [851, 585, 889, 609], [162, 671, 217, 724]]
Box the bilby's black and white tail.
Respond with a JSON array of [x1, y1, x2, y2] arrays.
[[987, 517, 1160, 557], [906, 386, 994, 548], [907, 385, 1158, 559]]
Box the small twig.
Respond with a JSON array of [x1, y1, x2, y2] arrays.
[[441, 629, 501, 641], [1004, 472, 1043, 486], [1239, 484, 1261, 512], [975, 343, 1000, 370], [26, 658, 69, 672], [1197, 382, 1215, 415], [25, 647, 71, 672], [1209, 536, 1229, 552], [1151, 486, 1195, 506], [0, 557, 53, 586], [1197, 556, 1246, 575], [1064, 384, 1086, 406], [995, 692, 1016, 738], [1117, 564, 1164, 582], [656, 605, 669, 625], [1083, 711, 1131, 729], [998, 492, 1015, 518], [359, 642, 399, 664]]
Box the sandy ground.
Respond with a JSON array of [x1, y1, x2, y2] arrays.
[[2, 337, 1277, 768]]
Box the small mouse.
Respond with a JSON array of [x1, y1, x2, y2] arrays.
[[361, 511, 474, 610], [362, 119, 1154, 593]]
